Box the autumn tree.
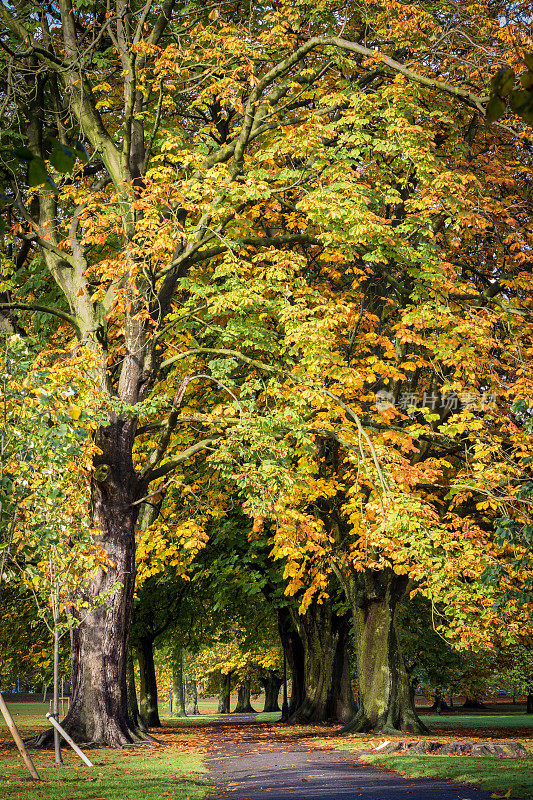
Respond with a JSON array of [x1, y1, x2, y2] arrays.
[[1, 0, 531, 744]]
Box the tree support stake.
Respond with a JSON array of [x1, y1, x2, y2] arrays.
[[0, 692, 41, 780], [45, 713, 94, 766]]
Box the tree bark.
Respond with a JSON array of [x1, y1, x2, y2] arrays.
[[526, 693, 533, 714], [342, 570, 428, 734], [288, 602, 355, 724], [126, 648, 143, 730], [233, 680, 256, 713], [171, 652, 186, 717], [277, 608, 305, 715], [137, 636, 161, 727], [261, 672, 282, 712], [185, 678, 199, 715], [217, 673, 231, 714], [331, 613, 357, 724], [38, 420, 145, 746]]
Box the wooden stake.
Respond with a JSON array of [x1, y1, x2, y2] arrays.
[[0, 692, 40, 780], [45, 714, 93, 767]]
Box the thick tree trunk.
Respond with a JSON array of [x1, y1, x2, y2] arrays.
[[277, 608, 305, 715], [37, 421, 144, 747], [233, 680, 255, 713], [331, 614, 357, 724], [288, 603, 355, 724], [171, 653, 186, 717], [342, 571, 428, 734], [185, 679, 199, 715], [261, 672, 282, 712], [126, 648, 143, 729], [526, 693, 533, 714], [217, 673, 231, 714], [137, 636, 161, 727], [431, 690, 449, 714]]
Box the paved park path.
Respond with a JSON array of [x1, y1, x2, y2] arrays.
[[203, 715, 496, 800]]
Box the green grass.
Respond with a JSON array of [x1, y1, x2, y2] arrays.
[[0, 703, 51, 733], [422, 713, 533, 731], [159, 710, 280, 726], [0, 747, 208, 800], [313, 711, 533, 800], [359, 752, 533, 799], [0, 703, 210, 800]]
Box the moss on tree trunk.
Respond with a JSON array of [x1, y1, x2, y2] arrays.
[[261, 672, 282, 712], [138, 636, 161, 727], [342, 570, 428, 735], [288, 602, 355, 724], [37, 421, 147, 747], [171, 652, 186, 717], [277, 608, 305, 715], [233, 680, 256, 713], [186, 679, 199, 715], [126, 649, 144, 730], [217, 673, 231, 714]]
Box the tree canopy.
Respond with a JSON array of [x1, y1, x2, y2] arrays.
[[0, 0, 532, 744]]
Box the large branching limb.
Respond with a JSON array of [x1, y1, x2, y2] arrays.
[[0, 303, 82, 336], [117, 0, 136, 163], [58, 0, 78, 59], [147, 437, 218, 482], [138, 376, 191, 480], [320, 36, 487, 113], [135, 414, 240, 437], [228, 34, 488, 177], [1, 4, 126, 192], [164, 233, 321, 274], [154, 211, 318, 319], [148, 0, 178, 46], [133, 0, 155, 44]]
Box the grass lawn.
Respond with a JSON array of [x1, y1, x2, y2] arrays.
[[423, 713, 533, 733], [359, 752, 533, 799], [0, 702, 210, 800], [315, 709, 533, 800]]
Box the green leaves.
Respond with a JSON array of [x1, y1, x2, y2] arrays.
[[510, 90, 533, 125], [487, 56, 533, 125], [28, 157, 57, 192], [486, 96, 506, 124], [11, 136, 91, 192], [48, 138, 76, 174]]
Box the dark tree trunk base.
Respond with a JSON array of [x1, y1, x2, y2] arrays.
[[430, 698, 450, 714], [461, 698, 487, 710], [29, 719, 154, 749], [217, 673, 231, 714], [138, 637, 161, 728], [287, 603, 355, 725]]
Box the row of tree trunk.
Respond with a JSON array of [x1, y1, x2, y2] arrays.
[[273, 572, 426, 733]]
